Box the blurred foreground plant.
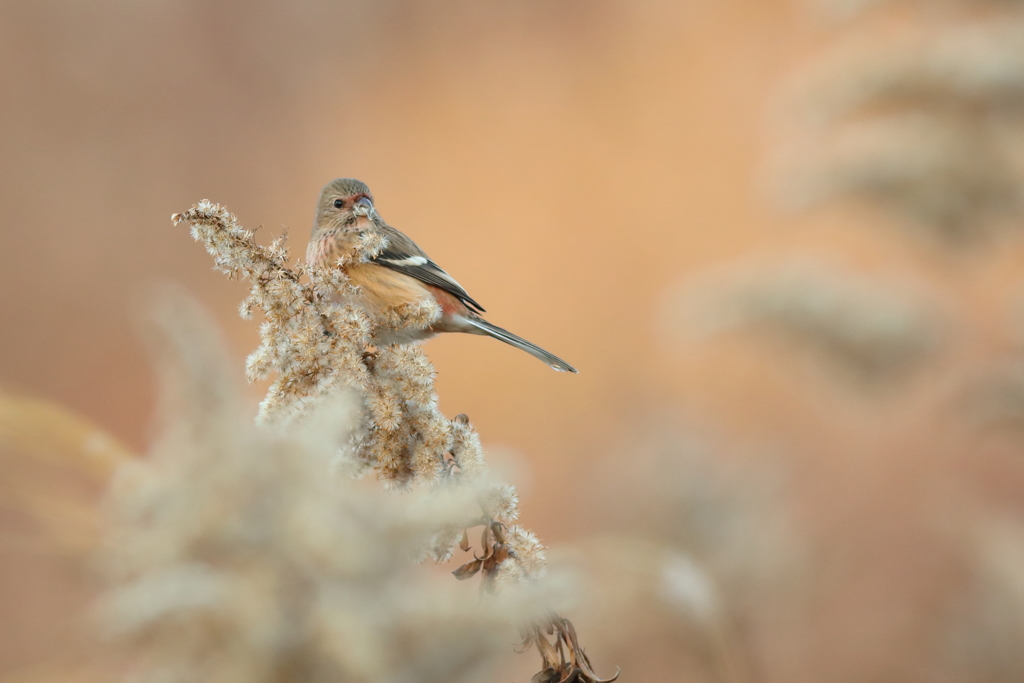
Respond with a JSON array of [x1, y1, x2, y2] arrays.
[[98, 295, 570, 683], [0, 392, 133, 683], [0, 391, 132, 556]]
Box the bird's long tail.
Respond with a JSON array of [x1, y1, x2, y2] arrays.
[[464, 318, 578, 373]]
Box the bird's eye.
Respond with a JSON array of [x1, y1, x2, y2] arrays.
[[333, 199, 345, 208]]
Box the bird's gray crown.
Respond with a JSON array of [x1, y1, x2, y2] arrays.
[[322, 178, 372, 199]]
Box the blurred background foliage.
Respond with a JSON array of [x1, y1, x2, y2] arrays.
[[6, 0, 1024, 681]]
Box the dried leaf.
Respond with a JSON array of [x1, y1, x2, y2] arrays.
[[521, 615, 619, 683], [480, 524, 492, 553], [531, 667, 559, 683], [535, 630, 562, 667], [452, 558, 483, 580], [560, 668, 582, 683]]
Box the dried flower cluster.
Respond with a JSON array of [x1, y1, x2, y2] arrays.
[[177, 202, 493, 496], [668, 258, 946, 383], [98, 298, 561, 683], [776, 4, 1024, 242]]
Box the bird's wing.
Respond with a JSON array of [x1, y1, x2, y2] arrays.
[[370, 224, 486, 313]]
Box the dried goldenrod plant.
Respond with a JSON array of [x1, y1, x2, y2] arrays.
[[666, 257, 946, 384], [176, 201, 494, 504], [776, 4, 1024, 242], [171, 202, 612, 682]]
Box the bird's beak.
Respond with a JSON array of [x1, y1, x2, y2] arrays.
[[353, 197, 374, 218]]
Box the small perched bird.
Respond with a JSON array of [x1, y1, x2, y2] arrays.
[[306, 178, 577, 373]]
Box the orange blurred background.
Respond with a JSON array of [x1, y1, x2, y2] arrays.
[[6, 1, 1024, 681]]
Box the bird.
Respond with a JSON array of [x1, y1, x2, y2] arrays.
[[306, 178, 577, 373]]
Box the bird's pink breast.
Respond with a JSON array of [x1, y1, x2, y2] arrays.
[[307, 233, 333, 265]]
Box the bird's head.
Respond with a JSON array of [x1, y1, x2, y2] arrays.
[[314, 178, 376, 233]]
